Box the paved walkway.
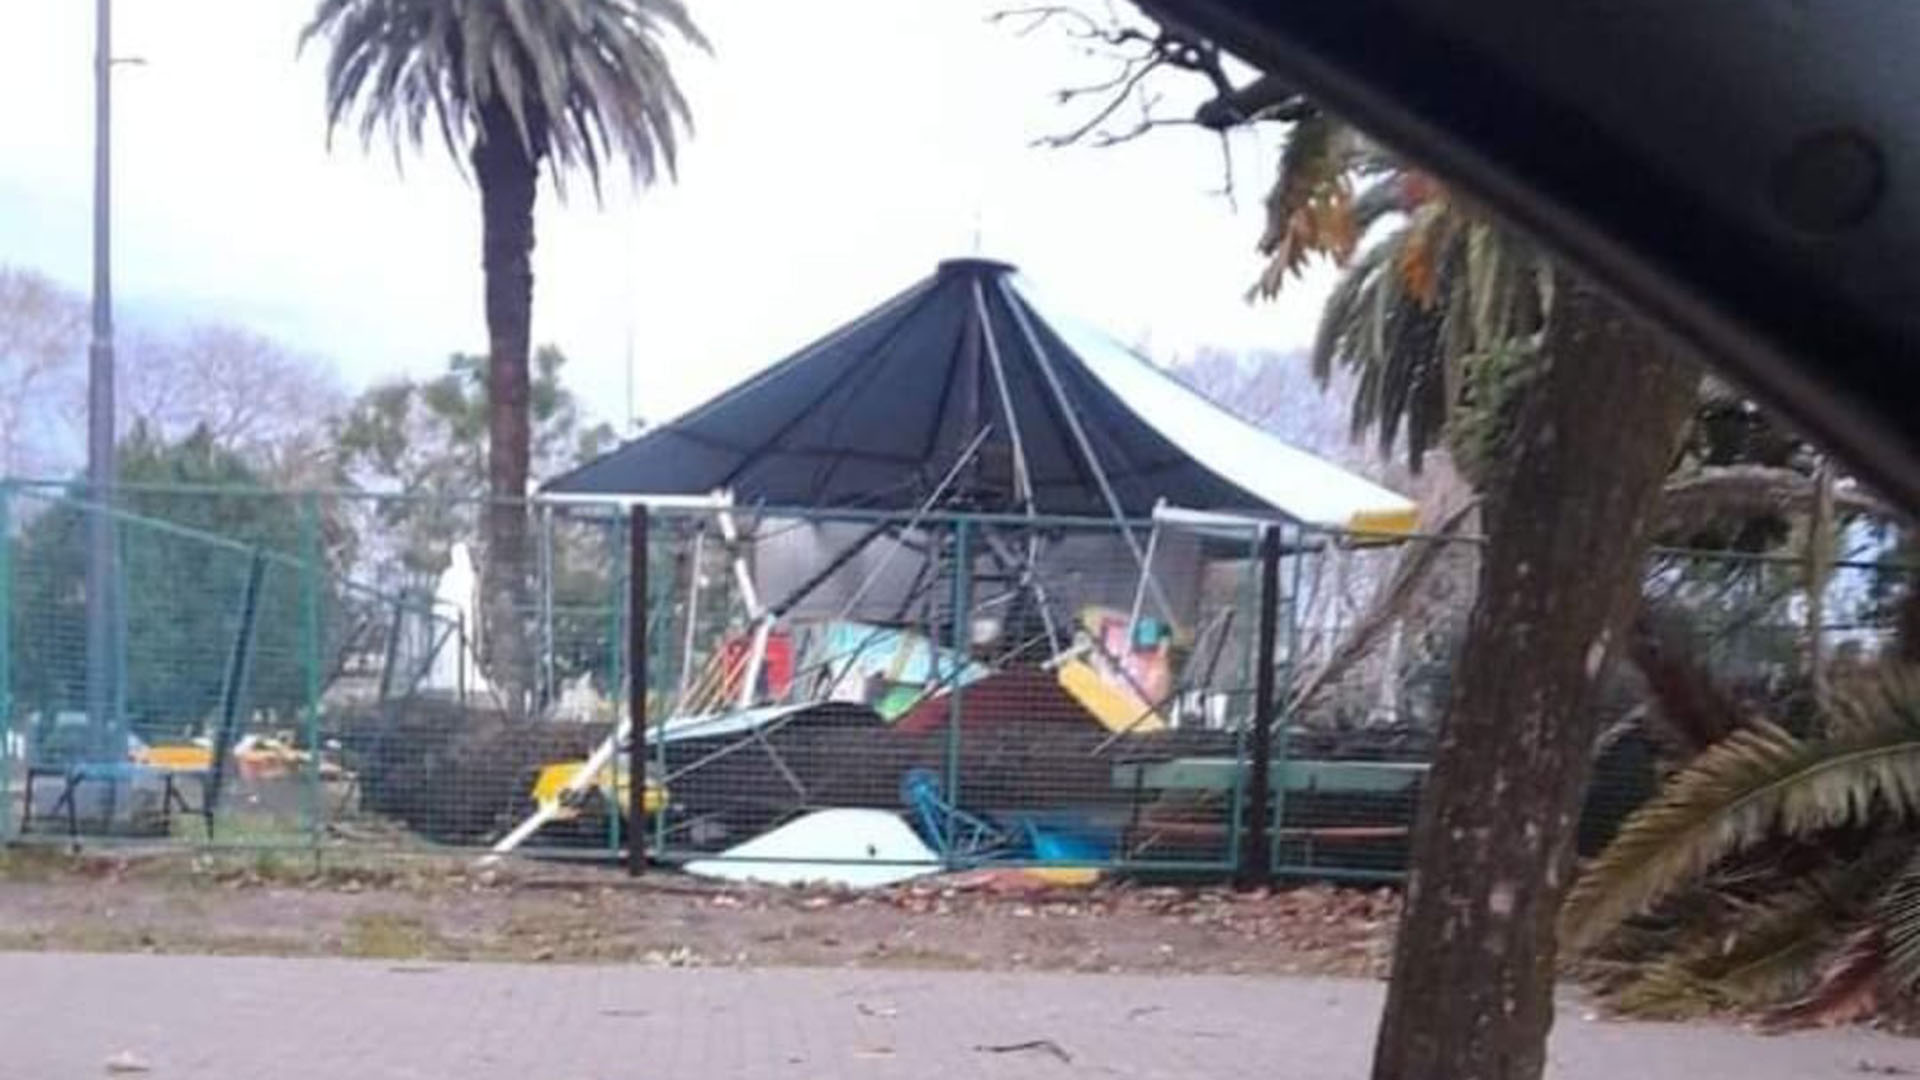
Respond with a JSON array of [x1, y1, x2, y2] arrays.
[[1, 952, 1914, 1079]]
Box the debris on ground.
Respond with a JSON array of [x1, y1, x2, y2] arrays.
[[0, 851, 1400, 977], [975, 1039, 1073, 1063]]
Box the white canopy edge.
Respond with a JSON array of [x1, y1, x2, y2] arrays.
[[1006, 275, 1417, 533], [534, 490, 735, 511], [1152, 504, 1289, 539]]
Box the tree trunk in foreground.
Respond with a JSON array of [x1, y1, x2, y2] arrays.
[[473, 100, 539, 715], [1370, 278, 1699, 1080]]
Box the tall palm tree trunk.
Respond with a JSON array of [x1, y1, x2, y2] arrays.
[[1370, 278, 1699, 1080], [473, 100, 537, 714]]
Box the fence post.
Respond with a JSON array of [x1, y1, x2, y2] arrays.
[[538, 504, 555, 710], [0, 482, 11, 842], [1272, 528, 1307, 873], [1238, 523, 1280, 888], [606, 520, 626, 714], [300, 494, 323, 853], [627, 505, 649, 877], [206, 549, 268, 841], [944, 518, 971, 868]]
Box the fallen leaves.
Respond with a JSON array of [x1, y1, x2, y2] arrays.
[[5, 852, 1401, 978]]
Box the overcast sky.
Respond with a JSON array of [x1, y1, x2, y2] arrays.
[[0, 0, 1337, 428]]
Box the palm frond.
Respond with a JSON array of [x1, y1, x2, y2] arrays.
[[302, 0, 705, 193], [1611, 843, 1905, 1016], [1348, 179, 1410, 236], [1764, 924, 1885, 1029], [1876, 840, 1920, 989], [1248, 112, 1360, 298], [1395, 199, 1451, 308], [1308, 239, 1391, 384], [1564, 668, 1920, 950], [1264, 109, 1546, 474]]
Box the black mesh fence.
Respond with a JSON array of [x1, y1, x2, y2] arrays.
[[1, 482, 1907, 886]]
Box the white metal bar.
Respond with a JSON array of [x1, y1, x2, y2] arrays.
[[972, 281, 1062, 655], [716, 508, 763, 618], [736, 617, 774, 710], [479, 715, 628, 864], [972, 281, 1032, 506], [534, 491, 735, 511], [1126, 502, 1165, 644], [995, 278, 1176, 624], [832, 424, 993, 624], [674, 524, 707, 709]]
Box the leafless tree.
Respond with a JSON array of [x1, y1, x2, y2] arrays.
[[0, 263, 344, 483], [0, 267, 87, 476], [120, 323, 346, 479]]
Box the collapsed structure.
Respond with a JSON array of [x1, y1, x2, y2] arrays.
[[500, 258, 1421, 882]]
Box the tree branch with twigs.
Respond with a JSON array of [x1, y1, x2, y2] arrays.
[[996, 2, 1310, 164]]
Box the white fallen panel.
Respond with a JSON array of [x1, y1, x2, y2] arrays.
[[683, 808, 939, 889]]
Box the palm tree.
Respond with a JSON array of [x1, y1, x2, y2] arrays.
[[1563, 667, 1920, 1025], [301, 0, 705, 708], [1249, 105, 1703, 1080], [1257, 113, 1920, 1040], [1249, 110, 1554, 483]]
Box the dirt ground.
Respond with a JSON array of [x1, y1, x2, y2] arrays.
[[0, 847, 1398, 977]]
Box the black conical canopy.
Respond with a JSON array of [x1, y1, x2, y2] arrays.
[[545, 259, 1413, 528]]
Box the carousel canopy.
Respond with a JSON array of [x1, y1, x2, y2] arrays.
[[546, 258, 1415, 533]]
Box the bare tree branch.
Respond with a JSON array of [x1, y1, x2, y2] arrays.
[[1210, 131, 1238, 208], [1030, 55, 1165, 148], [1192, 72, 1312, 130], [1087, 115, 1202, 147], [991, 5, 1104, 38], [1053, 55, 1156, 105], [1005, 0, 1309, 169]]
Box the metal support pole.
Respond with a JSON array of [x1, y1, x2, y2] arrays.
[[456, 610, 468, 707], [376, 595, 403, 703], [626, 506, 648, 877], [674, 524, 706, 708], [0, 484, 12, 841], [538, 504, 555, 708], [85, 0, 118, 763], [995, 278, 1174, 622], [205, 550, 268, 838], [1239, 524, 1280, 888], [1126, 508, 1165, 644], [943, 520, 971, 867], [300, 495, 323, 848]]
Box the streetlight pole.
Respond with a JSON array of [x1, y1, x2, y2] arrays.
[[86, 0, 118, 757]]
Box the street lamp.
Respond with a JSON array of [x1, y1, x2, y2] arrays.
[[85, 0, 117, 756]]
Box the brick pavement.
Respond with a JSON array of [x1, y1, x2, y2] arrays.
[[0, 952, 1914, 1079]]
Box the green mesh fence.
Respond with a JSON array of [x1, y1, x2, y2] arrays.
[[0, 482, 1909, 886]]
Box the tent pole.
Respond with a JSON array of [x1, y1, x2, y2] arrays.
[[715, 509, 762, 619], [833, 424, 992, 623], [1126, 499, 1167, 645], [970, 282, 1033, 506], [977, 527, 1063, 657], [673, 524, 706, 709], [970, 281, 1062, 655], [538, 504, 555, 709], [766, 517, 894, 620], [995, 278, 1176, 623], [712, 508, 773, 711]]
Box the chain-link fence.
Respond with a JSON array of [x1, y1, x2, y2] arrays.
[[1, 481, 1910, 885]]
